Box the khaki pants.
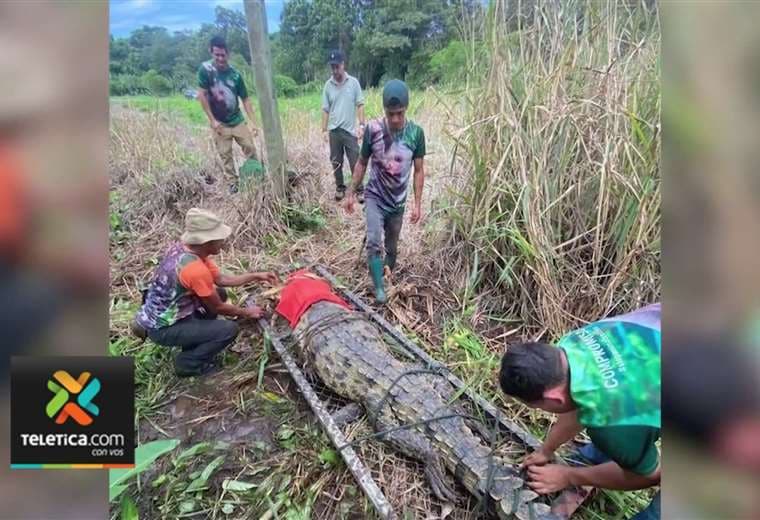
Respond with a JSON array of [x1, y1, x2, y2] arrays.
[[213, 122, 257, 178]]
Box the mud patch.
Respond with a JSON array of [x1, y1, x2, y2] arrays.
[[137, 368, 291, 450]]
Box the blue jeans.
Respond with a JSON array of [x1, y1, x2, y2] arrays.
[[575, 443, 660, 520]]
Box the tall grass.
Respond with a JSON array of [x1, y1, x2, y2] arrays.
[[445, 0, 660, 336]]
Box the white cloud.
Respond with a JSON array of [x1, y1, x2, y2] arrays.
[[110, 0, 158, 18], [210, 0, 242, 7], [150, 13, 202, 33]]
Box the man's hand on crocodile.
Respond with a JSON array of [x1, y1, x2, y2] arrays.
[[527, 464, 571, 494], [521, 446, 554, 469], [254, 271, 279, 285], [244, 305, 265, 319]]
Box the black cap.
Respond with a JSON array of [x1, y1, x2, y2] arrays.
[[382, 79, 409, 108], [328, 49, 344, 65]]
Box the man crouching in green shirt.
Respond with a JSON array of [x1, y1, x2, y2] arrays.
[[343, 80, 425, 304], [499, 304, 661, 520]]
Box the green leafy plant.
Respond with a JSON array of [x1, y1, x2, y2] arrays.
[[282, 204, 326, 233], [274, 74, 299, 98], [119, 495, 139, 520], [109, 438, 180, 501]]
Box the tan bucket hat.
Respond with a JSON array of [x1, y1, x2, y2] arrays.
[[181, 208, 232, 245]]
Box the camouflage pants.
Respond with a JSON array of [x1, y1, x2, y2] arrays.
[[365, 196, 404, 270]]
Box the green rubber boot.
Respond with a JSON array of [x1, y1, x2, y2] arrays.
[[368, 255, 387, 304], [384, 253, 397, 273]]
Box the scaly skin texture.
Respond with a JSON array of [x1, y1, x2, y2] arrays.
[[293, 302, 557, 519]]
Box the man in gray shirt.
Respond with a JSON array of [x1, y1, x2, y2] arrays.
[[321, 49, 365, 201]]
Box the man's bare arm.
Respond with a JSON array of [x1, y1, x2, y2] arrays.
[[567, 461, 660, 491], [544, 411, 584, 453], [215, 272, 278, 287], [198, 289, 257, 319], [412, 157, 424, 208], [523, 411, 583, 467], [321, 109, 329, 132], [348, 156, 368, 194], [197, 88, 217, 127]]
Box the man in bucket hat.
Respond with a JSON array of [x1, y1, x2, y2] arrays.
[[134, 208, 278, 377]]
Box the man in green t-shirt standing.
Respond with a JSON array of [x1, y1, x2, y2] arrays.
[[499, 304, 661, 520], [197, 36, 260, 187]]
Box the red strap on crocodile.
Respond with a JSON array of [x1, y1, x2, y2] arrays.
[[275, 269, 351, 327]]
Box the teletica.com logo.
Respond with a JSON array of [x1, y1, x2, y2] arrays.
[[46, 370, 100, 426]]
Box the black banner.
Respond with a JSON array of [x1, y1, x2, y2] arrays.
[[11, 356, 134, 467]]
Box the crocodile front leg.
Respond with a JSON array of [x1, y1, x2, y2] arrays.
[[374, 414, 459, 503]]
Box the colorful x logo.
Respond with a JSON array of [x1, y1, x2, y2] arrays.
[[46, 370, 100, 426]]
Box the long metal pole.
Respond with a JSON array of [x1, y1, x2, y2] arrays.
[[258, 319, 397, 520], [313, 264, 542, 450], [312, 264, 593, 518]]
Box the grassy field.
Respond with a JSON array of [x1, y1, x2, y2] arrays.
[[110, 88, 431, 130], [109, 2, 659, 518]]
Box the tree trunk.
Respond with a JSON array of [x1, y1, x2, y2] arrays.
[[243, 0, 287, 200]]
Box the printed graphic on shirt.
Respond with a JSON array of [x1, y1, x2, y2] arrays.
[[198, 61, 246, 126], [361, 118, 425, 211], [136, 243, 219, 329], [559, 305, 661, 429]]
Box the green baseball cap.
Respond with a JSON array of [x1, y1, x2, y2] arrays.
[[382, 79, 409, 109]]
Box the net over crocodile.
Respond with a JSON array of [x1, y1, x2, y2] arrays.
[[274, 271, 558, 520]]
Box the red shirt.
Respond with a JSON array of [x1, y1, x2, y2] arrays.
[[275, 269, 350, 327]]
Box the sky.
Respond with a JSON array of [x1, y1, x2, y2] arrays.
[[109, 0, 284, 38]]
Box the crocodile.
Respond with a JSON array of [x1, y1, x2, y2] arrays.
[[286, 293, 558, 520]]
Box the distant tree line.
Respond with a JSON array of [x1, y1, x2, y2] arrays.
[[109, 2, 483, 97]]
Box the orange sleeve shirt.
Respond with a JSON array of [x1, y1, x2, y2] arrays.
[[178, 257, 220, 298], [0, 146, 29, 253]]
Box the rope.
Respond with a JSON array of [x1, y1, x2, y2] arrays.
[[286, 304, 534, 518], [367, 368, 448, 426]]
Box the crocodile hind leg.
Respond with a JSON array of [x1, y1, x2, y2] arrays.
[[374, 415, 459, 503], [331, 402, 364, 426]]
